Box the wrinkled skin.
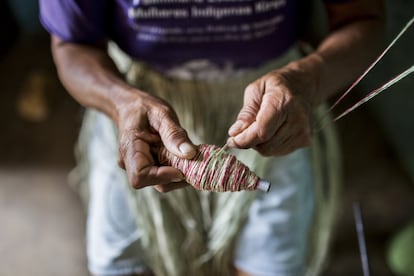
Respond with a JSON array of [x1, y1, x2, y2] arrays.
[[51, 0, 385, 274], [227, 67, 316, 156], [115, 90, 195, 192], [50, 0, 385, 274]]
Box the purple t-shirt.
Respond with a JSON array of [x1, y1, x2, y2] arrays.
[[39, 0, 344, 69]]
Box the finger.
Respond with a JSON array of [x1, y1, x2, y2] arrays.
[[118, 129, 161, 170], [259, 135, 303, 156], [150, 110, 197, 160], [228, 121, 260, 149], [228, 120, 249, 137], [255, 124, 311, 156], [123, 139, 185, 189], [262, 140, 296, 156], [229, 79, 292, 149], [229, 92, 288, 149], [117, 151, 126, 170], [258, 89, 289, 132], [255, 132, 292, 156], [228, 82, 262, 137], [126, 157, 185, 189], [154, 181, 190, 193]]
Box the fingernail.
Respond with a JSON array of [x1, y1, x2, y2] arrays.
[[179, 142, 195, 155], [229, 121, 244, 135], [226, 137, 235, 147], [172, 172, 185, 182]]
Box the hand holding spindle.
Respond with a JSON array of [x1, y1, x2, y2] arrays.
[[158, 144, 270, 192]]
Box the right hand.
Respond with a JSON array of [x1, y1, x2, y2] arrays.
[[115, 89, 197, 193]]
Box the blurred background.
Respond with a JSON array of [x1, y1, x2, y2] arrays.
[[0, 0, 413, 275]]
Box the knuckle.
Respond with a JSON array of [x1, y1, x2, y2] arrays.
[[154, 105, 176, 122], [129, 172, 145, 189], [256, 127, 272, 142], [244, 82, 258, 95], [117, 158, 125, 170], [238, 108, 256, 121], [117, 148, 125, 168], [157, 104, 173, 117], [165, 127, 187, 141], [149, 105, 176, 128], [118, 134, 133, 154], [267, 74, 284, 86]]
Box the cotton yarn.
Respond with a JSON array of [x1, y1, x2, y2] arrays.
[[158, 144, 270, 192]]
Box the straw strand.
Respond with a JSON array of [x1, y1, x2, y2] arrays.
[[333, 64, 414, 121], [329, 16, 414, 112]]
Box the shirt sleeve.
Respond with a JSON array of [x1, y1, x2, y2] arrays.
[[39, 0, 108, 44]]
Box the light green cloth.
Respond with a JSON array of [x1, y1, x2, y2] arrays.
[[388, 221, 414, 275]]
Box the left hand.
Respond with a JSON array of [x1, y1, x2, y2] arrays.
[[227, 66, 316, 156]]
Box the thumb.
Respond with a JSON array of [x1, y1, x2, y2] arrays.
[[158, 118, 197, 159], [228, 82, 262, 137]]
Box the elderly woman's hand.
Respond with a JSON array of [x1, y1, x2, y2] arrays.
[[227, 57, 322, 156], [116, 89, 196, 192]]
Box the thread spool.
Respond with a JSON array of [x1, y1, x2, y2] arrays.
[[158, 144, 271, 192]]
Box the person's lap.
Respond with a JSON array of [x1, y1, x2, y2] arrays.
[[84, 46, 314, 276], [85, 109, 314, 276]]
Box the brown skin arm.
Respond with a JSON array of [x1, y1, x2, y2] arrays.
[[227, 0, 385, 157], [234, 3, 385, 274], [51, 36, 197, 192]]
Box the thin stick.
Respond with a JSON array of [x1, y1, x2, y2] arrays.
[[216, 139, 230, 155], [353, 202, 370, 276], [329, 16, 414, 112], [333, 64, 414, 121]]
